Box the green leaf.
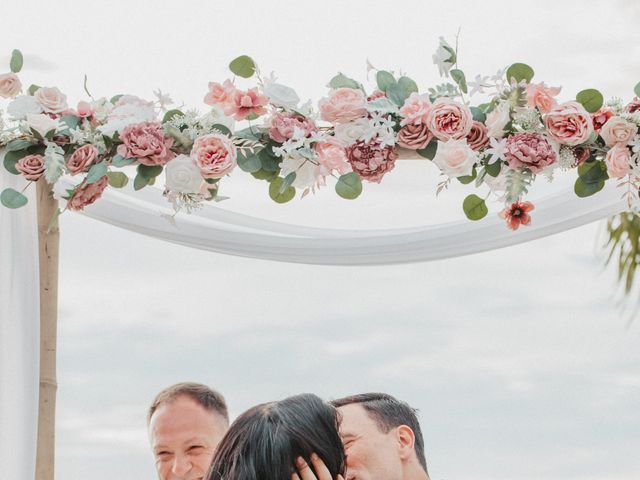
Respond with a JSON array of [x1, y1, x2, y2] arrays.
[[251, 169, 278, 181], [137, 164, 163, 179], [387, 83, 409, 106], [107, 171, 128, 188], [235, 126, 263, 141], [27, 84, 41, 96], [470, 106, 486, 123], [133, 173, 149, 191], [269, 177, 295, 203], [7, 139, 35, 152], [417, 141, 438, 160], [111, 155, 136, 167], [457, 167, 477, 185], [578, 160, 608, 184], [10, 49, 23, 73], [397, 76, 419, 96], [506, 63, 535, 84], [258, 146, 281, 172], [211, 124, 232, 136], [462, 194, 488, 221], [110, 94, 124, 104], [1, 188, 28, 209], [281, 172, 297, 193], [86, 162, 109, 184], [485, 160, 502, 177], [60, 115, 80, 131], [376, 71, 396, 92], [576, 89, 604, 113], [162, 109, 184, 124], [574, 177, 605, 197], [635, 81, 640, 98], [450, 69, 468, 94], [335, 172, 363, 200], [327, 73, 361, 90], [229, 55, 256, 78], [3, 150, 28, 175], [237, 151, 262, 173]]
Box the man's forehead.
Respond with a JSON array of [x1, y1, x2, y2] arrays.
[[337, 403, 378, 435]]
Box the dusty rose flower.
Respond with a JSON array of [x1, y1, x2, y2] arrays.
[[319, 88, 368, 124], [223, 87, 268, 121], [591, 107, 615, 132], [504, 132, 558, 173], [397, 123, 432, 150], [543, 101, 594, 146], [67, 176, 109, 211], [315, 140, 351, 176], [34, 86, 68, 114], [500, 201, 535, 231], [191, 133, 237, 178], [346, 138, 397, 183], [67, 144, 99, 175], [0, 72, 22, 98], [625, 97, 640, 114], [116, 122, 175, 166], [426, 98, 473, 141], [605, 144, 632, 179], [367, 90, 386, 101], [16, 154, 45, 180], [466, 121, 490, 151], [572, 146, 591, 167], [600, 116, 638, 147], [204, 80, 236, 106], [399, 93, 431, 126], [526, 82, 561, 113], [267, 111, 317, 143]]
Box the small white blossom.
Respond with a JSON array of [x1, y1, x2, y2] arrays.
[[467, 74, 490, 96], [484, 137, 508, 164], [153, 89, 174, 111], [558, 147, 577, 169]]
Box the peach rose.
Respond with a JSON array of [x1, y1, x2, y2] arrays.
[[600, 117, 638, 147], [319, 88, 368, 124], [397, 123, 432, 150], [34, 86, 68, 114], [426, 98, 473, 141], [315, 140, 351, 176], [16, 154, 45, 180], [543, 101, 594, 146], [604, 144, 631, 179], [68, 176, 109, 211], [466, 121, 490, 151], [526, 82, 561, 113], [191, 133, 237, 178], [0, 72, 22, 98], [399, 93, 431, 126], [116, 122, 175, 166], [67, 144, 99, 175]]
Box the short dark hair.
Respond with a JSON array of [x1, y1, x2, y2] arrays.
[[331, 392, 428, 472], [147, 382, 229, 424], [208, 393, 345, 480]]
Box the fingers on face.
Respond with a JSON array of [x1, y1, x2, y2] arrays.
[[295, 454, 334, 480]]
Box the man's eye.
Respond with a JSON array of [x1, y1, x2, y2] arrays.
[[188, 445, 205, 453], [157, 451, 171, 457]]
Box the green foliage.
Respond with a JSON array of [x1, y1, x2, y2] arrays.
[[237, 151, 262, 173], [27, 84, 41, 96], [635, 81, 640, 97], [335, 172, 363, 200], [137, 164, 163, 179], [505, 168, 533, 203], [574, 161, 608, 197], [376, 71, 396, 91], [10, 49, 23, 73], [251, 169, 278, 181], [229, 55, 256, 78], [417, 141, 438, 160], [3, 150, 28, 175], [470, 106, 486, 123], [327, 73, 361, 90], [86, 162, 108, 184], [605, 213, 640, 296], [462, 194, 488, 221], [485, 159, 502, 177], [107, 171, 128, 188], [257, 145, 281, 172], [133, 173, 149, 191], [397, 76, 418, 95], [111, 155, 136, 168], [576, 89, 604, 113], [162, 109, 184, 124], [211, 124, 232, 136], [450, 69, 468, 94], [457, 167, 477, 185], [506, 63, 534, 83], [6, 139, 34, 152], [269, 177, 295, 203], [1, 188, 28, 209]]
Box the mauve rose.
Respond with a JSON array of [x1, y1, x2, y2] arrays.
[[426, 98, 473, 141], [34, 86, 68, 114], [319, 88, 368, 124], [223, 88, 269, 121], [16, 154, 45, 180], [315, 140, 352, 176], [116, 122, 175, 166], [600, 117, 638, 147], [526, 82, 561, 113], [67, 144, 98, 175], [268, 111, 317, 143], [346, 138, 397, 183], [466, 121, 490, 151], [191, 133, 237, 178], [572, 146, 591, 167], [0, 72, 22, 98], [399, 93, 431, 126], [504, 132, 558, 173], [68, 176, 108, 211], [397, 123, 432, 150], [605, 144, 632, 179], [625, 97, 640, 114], [591, 107, 614, 132], [544, 101, 594, 146], [204, 80, 235, 106]]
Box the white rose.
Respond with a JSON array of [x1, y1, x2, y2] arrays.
[[432, 37, 455, 77], [263, 81, 300, 109], [34, 86, 68, 114], [26, 113, 60, 138], [334, 118, 371, 146], [432, 139, 478, 178], [99, 96, 156, 135], [7, 95, 43, 120], [279, 153, 321, 189], [485, 101, 511, 138], [165, 154, 204, 194]]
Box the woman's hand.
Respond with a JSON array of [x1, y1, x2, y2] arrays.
[[291, 454, 344, 480]]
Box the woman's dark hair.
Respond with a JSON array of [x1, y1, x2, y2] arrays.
[[207, 393, 345, 480]]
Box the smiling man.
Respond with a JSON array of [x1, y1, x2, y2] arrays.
[[148, 383, 230, 480]]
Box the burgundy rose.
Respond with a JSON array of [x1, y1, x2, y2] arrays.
[[67, 144, 98, 175], [466, 121, 490, 151], [116, 122, 175, 166], [16, 154, 46, 181], [625, 97, 640, 114], [572, 146, 591, 167], [67, 176, 108, 211], [397, 123, 432, 150], [591, 107, 615, 132], [346, 138, 397, 183], [504, 132, 558, 173]]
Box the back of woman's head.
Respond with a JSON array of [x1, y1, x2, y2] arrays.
[[207, 393, 345, 480]]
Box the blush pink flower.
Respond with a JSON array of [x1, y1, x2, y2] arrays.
[[0, 72, 22, 98], [504, 132, 558, 173], [399, 93, 431, 126], [319, 88, 368, 124], [223, 88, 268, 121], [267, 111, 318, 143], [203, 79, 236, 107], [426, 98, 473, 141], [34, 86, 68, 114], [67, 144, 99, 175], [605, 144, 632, 179], [526, 82, 561, 113], [116, 122, 175, 166], [591, 107, 615, 132], [466, 121, 490, 151], [76, 101, 95, 118], [397, 123, 432, 150], [67, 176, 109, 211], [346, 138, 397, 183], [191, 133, 237, 178], [16, 154, 45, 180], [315, 140, 351, 176], [500, 201, 535, 231], [600, 116, 638, 147], [543, 101, 594, 146]]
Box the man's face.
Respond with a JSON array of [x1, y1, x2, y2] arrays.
[[149, 396, 228, 480], [337, 404, 404, 480]]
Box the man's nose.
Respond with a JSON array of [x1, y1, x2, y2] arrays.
[[171, 454, 192, 478]]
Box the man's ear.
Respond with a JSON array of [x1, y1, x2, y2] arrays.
[[396, 425, 416, 461]]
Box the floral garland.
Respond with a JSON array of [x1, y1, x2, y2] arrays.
[[1, 39, 640, 231]]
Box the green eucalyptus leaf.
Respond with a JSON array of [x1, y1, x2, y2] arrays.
[[3, 150, 28, 175], [327, 73, 361, 90], [574, 177, 605, 197], [450, 69, 468, 94], [10, 49, 23, 73], [376, 71, 396, 92], [107, 171, 129, 188], [397, 76, 418, 96], [7, 139, 35, 152], [269, 177, 295, 203], [111, 155, 136, 168], [251, 169, 278, 181], [237, 151, 262, 173], [387, 83, 409, 106], [229, 55, 256, 78], [211, 124, 232, 136], [506, 63, 535, 84], [635, 81, 640, 97], [1, 188, 28, 209], [576, 89, 604, 113], [86, 162, 109, 184], [470, 107, 486, 123], [417, 141, 438, 160], [137, 164, 163, 179], [258, 146, 281, 172], [27, 84, 41, 96], [335, 172, 363, 200], [457, 167, 477, 185], [462, 194, 488, 221], [485, 159, 502, 177], [133, 173, 149, 191], [280, 172, 297, 193]]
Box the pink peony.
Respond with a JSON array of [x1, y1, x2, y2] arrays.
[[191, 133, 237, 178], [67, 177, 108, 211], [526, 82, 561, 113], [543, 101, 594, 146], [346, 138, 397, 183], [466, 121, 490, 151], [504, 132, 557, 173], [600, 116, 638, 147], [0, 72, 22, 98], [315, 140, 351, 176], [116, 122, 175, 166], [591, 107, 615, 132], [399, 93, 431, 126], [625, 97, 640, 114], [500, 201, 535, 231], [605, 144, 632, 179], [426, 98, 473, 141], [397, 123, 432, 150], [319, 88, 368, 124], [223, 87, 268, 121], [67, 144, 99, 175], [267, 111, 317, 144], [34, 86, 68, 114], [204, 79, 236, 107], [15, 154, 45, 180]]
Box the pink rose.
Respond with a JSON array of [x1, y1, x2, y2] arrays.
[[605, 144, 632, 179], [544, 101, 594, 146], [399, 93, 431, 126], [526, 82, 561, 113], [426, 98, 473, 141], [67, 144, 99, 175], [0, 72, 22, 98], [432, 139, 478, 178], [397, 123, 432, 150], [600, 116, 638, 147], [15, 154, 45, 181], [625, 97, 640, 114], [191, 133, 237, 178], [223, 88, 268, 121], [34, 86, 68, 114], [504, 132, 558, 173], [315, 140, 351, 176], [68, 176, 108, 211], [346, 138, 397, 183], [76, 101, 95, 118], [116, 122, 175, 166], [267, 111, 317, 144], [591, 107, 615, 132], [319, 88, 368, 124], [204, 80, 236, 106], [466, 121, 490, 151]]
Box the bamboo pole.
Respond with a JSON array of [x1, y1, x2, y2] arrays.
[[35, 180, 59, 480]]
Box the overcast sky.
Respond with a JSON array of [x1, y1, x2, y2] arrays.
[[4, 1, 640, 479]]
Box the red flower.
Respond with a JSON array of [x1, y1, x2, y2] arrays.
[[499, 201, 535, 231]]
